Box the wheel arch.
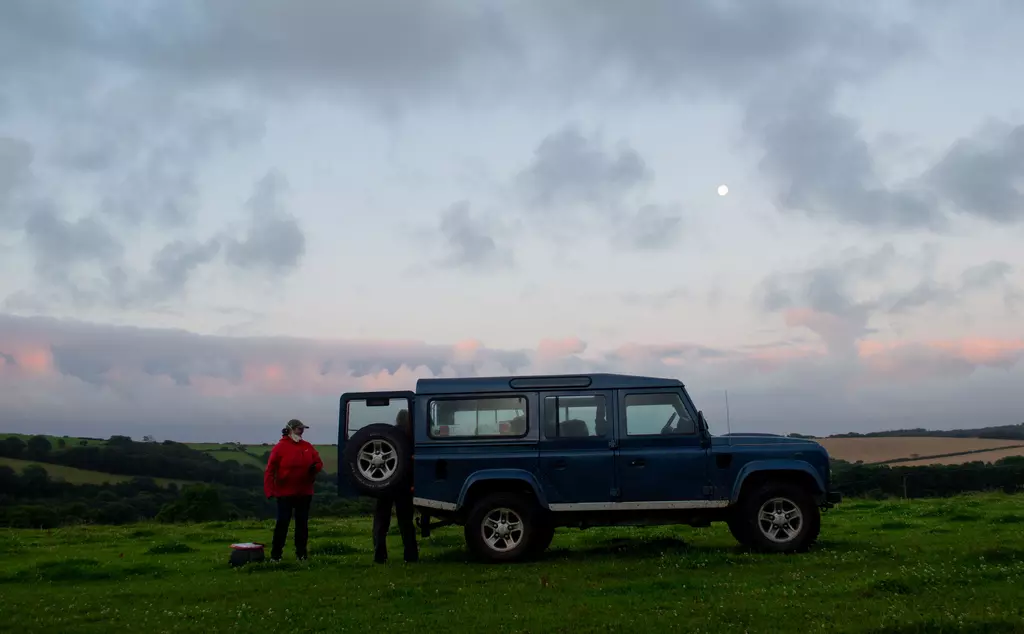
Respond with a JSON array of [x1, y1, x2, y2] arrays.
[[730, 461, 825, 505], [457, 470, 549, 514]]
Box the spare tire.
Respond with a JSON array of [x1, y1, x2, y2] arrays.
[[342, 423, 412, 497]]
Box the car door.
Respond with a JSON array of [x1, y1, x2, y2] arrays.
[[337, 390, 415, 498], [615, 388, 708, 505], [537, 390, 618, 506]]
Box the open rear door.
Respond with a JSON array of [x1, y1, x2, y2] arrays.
[[337, 390, 415, 498]]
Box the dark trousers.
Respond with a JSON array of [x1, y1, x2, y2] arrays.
[[272, 495, 312, 560], [373, 492, 418, 563]]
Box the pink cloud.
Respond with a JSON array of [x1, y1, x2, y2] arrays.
[[857, 337, 1024, 380], [536, 337, 587, 360]]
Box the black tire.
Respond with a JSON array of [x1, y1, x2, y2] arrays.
[[464, 493, 541, 563], [726, 514, 752, 547], [342, 423, 411, 498], [733, 482, 820, 553], [530, 515, 555, 556]]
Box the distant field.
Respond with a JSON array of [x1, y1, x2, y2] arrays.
[[899, 446, 1024, 466], [0, 457, 187, 488], [193, 448, 265, 468], [1, 493, 1023, 632], [188, 444, 337, 472], [818, 437, 1024, 464]]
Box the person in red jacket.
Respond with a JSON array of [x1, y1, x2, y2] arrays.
[[264, 419, 323, 562]]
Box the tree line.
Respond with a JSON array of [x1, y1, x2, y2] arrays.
[[1, 434, 1021, 528]]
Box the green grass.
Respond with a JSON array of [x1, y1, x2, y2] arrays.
[[0, 457, 189, 488], [1, 493, 1022, 632]]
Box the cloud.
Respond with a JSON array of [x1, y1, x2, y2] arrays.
[[0, 1, 917, 111], [435, 201, 513, 271], [0, 137, 32, 222], [744, 81, 941, 230], [3, 312, 1022, 441], [756, 245, 1019, 357], [887, 260, 1017, 314], [757, 244, 902, 354], [515, 124, 651, 212], [509, 125, 683, 250], [923, 122, 1024, 224], [223, 172, 306, 275]]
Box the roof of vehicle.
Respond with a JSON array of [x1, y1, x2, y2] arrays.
[[415, 373, 684, 395]]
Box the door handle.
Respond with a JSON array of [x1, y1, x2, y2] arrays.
[[630, 459, 645, 467], [552, 459, 567, 470]]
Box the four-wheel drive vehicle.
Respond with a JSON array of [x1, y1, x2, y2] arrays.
[[338, 373, 841, 563]]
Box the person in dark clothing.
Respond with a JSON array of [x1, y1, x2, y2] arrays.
[[265, 419, 323, 562], [372, 409, 419, 564]]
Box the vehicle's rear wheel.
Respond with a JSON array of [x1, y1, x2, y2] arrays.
[[733, 482, 820, 553], [464, 493, 541, 563], [341, 423, 411, 498]]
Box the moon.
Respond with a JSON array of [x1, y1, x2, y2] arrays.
[[717, 184, 729, 196]]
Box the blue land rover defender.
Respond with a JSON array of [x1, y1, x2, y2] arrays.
[[338, 373, 841, 563]]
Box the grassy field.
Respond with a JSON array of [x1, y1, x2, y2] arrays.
[[817, 437, 1024, 465], [0, 457, 187, 488], [0, 493, 1022, 633], [899, 446, 1024, 466]]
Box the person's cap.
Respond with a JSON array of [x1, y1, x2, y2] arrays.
[[286, 419, 309, 431]]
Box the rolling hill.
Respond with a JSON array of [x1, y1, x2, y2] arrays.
[[0, 457, 188, 487]]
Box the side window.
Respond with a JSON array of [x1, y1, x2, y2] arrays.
[[345, 397, 410, 439], [543, 395, 609, 438], [624, 392, 694, 436], [428, 396, 528, 438]]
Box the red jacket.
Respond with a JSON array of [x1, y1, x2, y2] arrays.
[[264, 437, 323, 498]]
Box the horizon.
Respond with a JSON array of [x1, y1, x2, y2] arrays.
[[2, 1, 1024, 443]]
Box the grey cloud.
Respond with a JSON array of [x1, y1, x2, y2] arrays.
[[23, 205, 123, 286], [515, 125, 651, 211], [0, 1, 918, 112], [618, 204, 683, 250], [224, 172, 306, 274], [887, 260, 1018, 315], [436, 201, 513, 270], [761, 248, 1021, 354], [58, 83, 265, 229], [744, 82, 942, 230], [756, 244, 904, 353], [924, 123, 1024, 224], [0, 137, 33, 228], [511, 126, 685, 251], [144, 239, 223, 299]]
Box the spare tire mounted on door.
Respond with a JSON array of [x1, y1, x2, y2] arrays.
[[342, 423, 412, 497]]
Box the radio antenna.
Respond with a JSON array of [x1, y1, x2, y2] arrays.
[[725, 389, 732, 444]]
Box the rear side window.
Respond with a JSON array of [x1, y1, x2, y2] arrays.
[[428, 396, 528, 438], [345, 397, 411, 439], [624, 392, 694, 436], [543, 395, 609, 438]]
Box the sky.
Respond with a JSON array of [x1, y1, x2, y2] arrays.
[[1, 0, 1024, 443]]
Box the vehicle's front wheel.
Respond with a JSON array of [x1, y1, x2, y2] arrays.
[[464, 493, 541, 563], [733, 482, 820, 553]]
